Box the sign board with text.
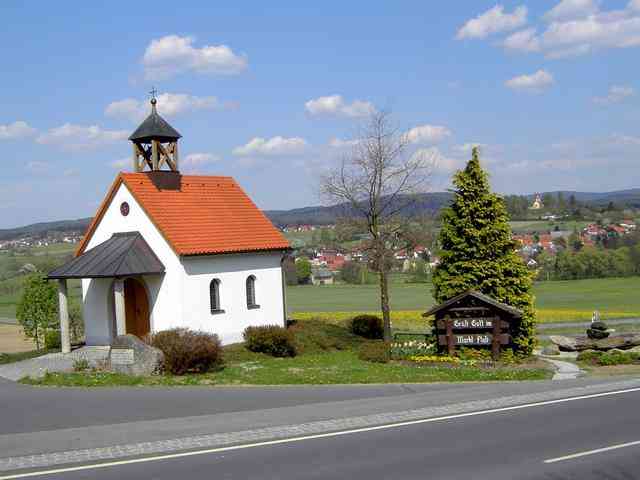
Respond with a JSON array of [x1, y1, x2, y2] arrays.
[[424, 291, 522, 361]]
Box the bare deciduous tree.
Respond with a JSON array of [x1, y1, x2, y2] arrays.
[[321, 111, 435, 342]]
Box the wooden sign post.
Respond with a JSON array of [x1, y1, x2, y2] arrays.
[[424, 291, 523, 361]]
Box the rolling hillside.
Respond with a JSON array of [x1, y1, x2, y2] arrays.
[[1, 188, 639, 240]]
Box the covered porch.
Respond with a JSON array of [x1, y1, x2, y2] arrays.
[[47, 232, 165, 353]]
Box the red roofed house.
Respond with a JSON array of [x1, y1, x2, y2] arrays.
[[48, 97, 290, 352]]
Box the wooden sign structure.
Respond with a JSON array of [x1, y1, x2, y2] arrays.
[[423, 291, 523, 361]]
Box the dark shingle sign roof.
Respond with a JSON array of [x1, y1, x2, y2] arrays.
[[423, 290, 523, 318]]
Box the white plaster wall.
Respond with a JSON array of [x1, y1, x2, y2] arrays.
[[81, 182, 183, 345], [81, 180, 287, 346], [181, 252, 286, 344]]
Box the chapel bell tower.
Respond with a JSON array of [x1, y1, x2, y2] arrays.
[[129, 90, 182, 172]]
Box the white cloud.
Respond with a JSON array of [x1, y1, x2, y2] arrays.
[[182, 152, 220, 173], [505, 69, 554, 92], [506, 3, 640, 58], [456, 5, 528, 40], [305, 95, 375, 118], [232, 136, 308, 156], [544, 0, 600, 22], [0, 121, 37, 140], [328, 137, 360, 148], [593, 85, 635, 105], [106, 93, 227, 122], [405, 124, 452, 144], [109, 157, 129, 169], [37, 124, 128, 151], [26, 161, 49, 174], [142, 35, 248, 80], [413, 147, 462, 175], [503, 28, 541, 52]]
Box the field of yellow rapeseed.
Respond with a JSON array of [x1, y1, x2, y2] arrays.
[[291, 309, 640, 330]]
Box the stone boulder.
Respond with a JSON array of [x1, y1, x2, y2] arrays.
[[110, 335, 164, 376], [541, 344, 560, 356], [550, 334, 640, 352], [587, 321, 610, 340]]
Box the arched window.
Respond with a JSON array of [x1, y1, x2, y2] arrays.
[[210, 279, 223, 314], [246, 275, 259, 309]]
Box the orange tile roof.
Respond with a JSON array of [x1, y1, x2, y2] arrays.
[[77, 172, 290, 257]]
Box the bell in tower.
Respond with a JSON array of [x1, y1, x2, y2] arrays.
[[129, 90, 182, 172]]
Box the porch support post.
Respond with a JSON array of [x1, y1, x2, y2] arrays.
[[57, 279, 71, 354], [113, 278, 126, 336]]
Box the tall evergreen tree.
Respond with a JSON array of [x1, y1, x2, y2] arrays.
[[432, 147, 536, 355]]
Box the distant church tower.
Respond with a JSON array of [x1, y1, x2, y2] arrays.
[[129, 90, 182, 172], [530, 193, 543, 210]]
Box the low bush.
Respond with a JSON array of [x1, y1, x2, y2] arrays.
[[577, 349, 640, 366], [349, 315, 383, 340], [148, 328, 222, 375], [243, 325, 297, 357], [44, 330, 61, 350], [73, 358, 90, 372], [358, 341, 390, 363], [599, 350, 639, 366]]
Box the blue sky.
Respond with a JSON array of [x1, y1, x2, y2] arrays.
[[1, 0, 639, 228]]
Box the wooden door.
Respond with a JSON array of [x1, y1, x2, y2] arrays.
[[124, 278, 150, 338]]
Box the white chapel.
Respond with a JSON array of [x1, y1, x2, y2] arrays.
[[48, 96, 291, 352]]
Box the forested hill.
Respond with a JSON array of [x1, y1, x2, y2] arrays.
[[1, 188, 640, 241]]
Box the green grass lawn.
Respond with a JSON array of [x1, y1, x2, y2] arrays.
[[21, 320, 551, 386], [287, 277, 640, 315]]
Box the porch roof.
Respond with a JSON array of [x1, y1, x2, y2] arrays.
[[47, 232, 165, 280]]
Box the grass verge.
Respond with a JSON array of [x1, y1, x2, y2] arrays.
[[21, 320, 551, 387]]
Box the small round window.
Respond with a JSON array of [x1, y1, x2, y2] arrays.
[[120, 202, 130, 216]]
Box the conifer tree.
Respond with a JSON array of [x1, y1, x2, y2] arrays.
[[432, 147, 536, 355]]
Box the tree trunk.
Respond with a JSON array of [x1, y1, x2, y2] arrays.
[[379, 269, 392, 343]]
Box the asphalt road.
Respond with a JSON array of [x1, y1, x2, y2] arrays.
[[14, 386, 639, 480], [0, 376, 626, 435]]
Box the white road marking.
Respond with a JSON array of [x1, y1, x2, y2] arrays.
[[1, 386, 640, 480], [544, 439, 640, 464]]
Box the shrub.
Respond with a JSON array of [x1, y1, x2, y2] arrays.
[[45, 330, 61, 350], [599, 350, 639, 366], [148, 328, 222, 375], [243, 325, 297, 357], [358, 342, 390, 363], [73, 358, 90, 372], [576, 350, 602, 363], [16, 274, 58, 350], [349, 315, 383, 340]]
